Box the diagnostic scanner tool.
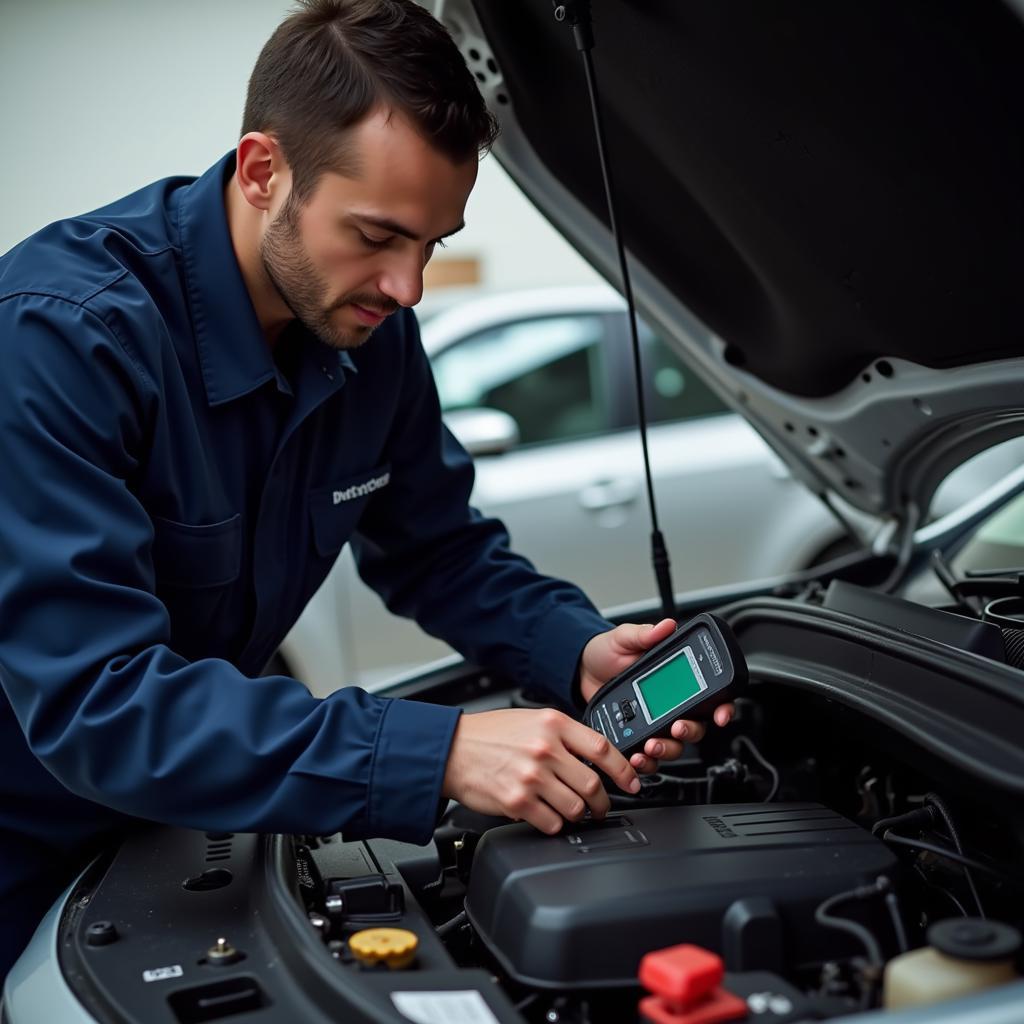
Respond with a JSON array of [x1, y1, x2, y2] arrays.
[[585, 613, 747, 757]]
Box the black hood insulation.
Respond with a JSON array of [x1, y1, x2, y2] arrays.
[[473, 1, 1024, 398]]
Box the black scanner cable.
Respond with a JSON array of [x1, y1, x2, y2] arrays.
[[554, 0, 676, 621]]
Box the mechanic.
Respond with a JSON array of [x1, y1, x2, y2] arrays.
[[0, 0, 732, 979]]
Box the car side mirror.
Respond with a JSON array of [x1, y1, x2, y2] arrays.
[[443, 407, 521, 457]]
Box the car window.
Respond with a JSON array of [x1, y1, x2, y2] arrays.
[[431, 314, 610, 446], [638, 323, 729, 425]]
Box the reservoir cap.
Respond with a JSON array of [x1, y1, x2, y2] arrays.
[[929, 919, 1021, 962]]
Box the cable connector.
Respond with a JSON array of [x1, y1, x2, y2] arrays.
[[708, 758, 746, 784], [850, 876, 892, 901], [871, 806, 937, 837]]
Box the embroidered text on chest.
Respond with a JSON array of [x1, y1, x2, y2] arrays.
[[334, 472, 391, 505]]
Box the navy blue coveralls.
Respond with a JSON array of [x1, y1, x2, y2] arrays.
[[0, 153, 610, 976]]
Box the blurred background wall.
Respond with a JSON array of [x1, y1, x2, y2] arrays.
[[0, 0, 601, 291]]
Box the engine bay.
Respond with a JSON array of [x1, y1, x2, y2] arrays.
[[34, 595, 1024, 1024], [465, 803, 899, 991]]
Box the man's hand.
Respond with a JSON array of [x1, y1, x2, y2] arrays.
[[442, 707, 642, 835], [579, 619, 735, 775]]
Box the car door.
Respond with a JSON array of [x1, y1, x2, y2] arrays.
[[431, 308, 663, 602], [607, 320, 842, 592], [437, 311, 837, 615]]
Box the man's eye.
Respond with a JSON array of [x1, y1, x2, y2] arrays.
[[359, 232, 390, 249]]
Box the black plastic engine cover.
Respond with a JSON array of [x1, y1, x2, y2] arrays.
[[465, 802, 897, 989]]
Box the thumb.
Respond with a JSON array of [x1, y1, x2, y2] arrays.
[[623, 618, 675, 652]]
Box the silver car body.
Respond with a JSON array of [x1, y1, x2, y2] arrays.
[[278, 286, 848, 694], [279, 285, 1024, 695]]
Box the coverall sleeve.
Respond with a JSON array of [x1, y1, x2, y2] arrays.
[[0, 294, 457, 843], [351, 312, 614, 712]]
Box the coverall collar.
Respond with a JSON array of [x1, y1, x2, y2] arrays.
[[177, 152, 355, 408]]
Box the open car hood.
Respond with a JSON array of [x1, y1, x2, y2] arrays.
[[437, 0, 1024, 532]]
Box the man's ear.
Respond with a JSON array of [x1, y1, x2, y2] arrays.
[[234, 132, 289, 213]]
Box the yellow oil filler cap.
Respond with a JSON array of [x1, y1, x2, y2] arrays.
[[349, 927, 419, 969]]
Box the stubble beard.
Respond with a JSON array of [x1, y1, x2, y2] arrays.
[[259, 197, 390, 350]]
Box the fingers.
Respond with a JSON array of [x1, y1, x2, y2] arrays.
[[642, 735, 684, 762], [667, 702, 735, 744], [629, 733, 683, 775], [563, 717, 640, 795], [554, 754, 611, 819], [643, 736, 681, 759], [671, 719, 706, 744], [543, 773, 602, 825], [634, 703, 737, 775], [505, 790, 564, 836], [506, 711, 619, 830], [443, 707, 643, 837], [510, 728, 611, 831]]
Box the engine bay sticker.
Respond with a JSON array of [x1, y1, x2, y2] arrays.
[[142, 964, 184, 983], [391, 990, 500, 1024]]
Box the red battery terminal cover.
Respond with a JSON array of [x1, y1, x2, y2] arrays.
[[638, 944, 747, 1024]]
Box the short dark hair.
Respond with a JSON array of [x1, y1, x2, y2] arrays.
[[241, 0, 499, 200]]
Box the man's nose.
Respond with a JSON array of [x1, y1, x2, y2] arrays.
[[377, 253, 425, 310]]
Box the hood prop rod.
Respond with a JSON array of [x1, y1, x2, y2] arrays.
[[553, 0, 676, 621]]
